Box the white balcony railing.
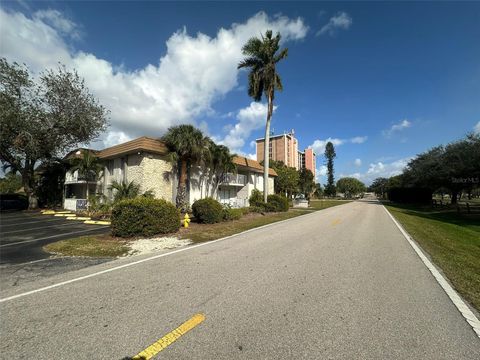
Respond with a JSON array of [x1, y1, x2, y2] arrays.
[[220, 173, 247, 186], [218, 198, 249, 208], [65, 171, 97, 184]]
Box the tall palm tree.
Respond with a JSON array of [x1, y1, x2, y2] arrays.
[[238, 30, 288, 202], [69, 150, 103, 205], [207, 141, 237, 195], [162, 124, 210, 211]]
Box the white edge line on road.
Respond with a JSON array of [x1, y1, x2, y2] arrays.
[[0, 227, 108, 248], [0, 209, 322, 303], [382, 204, 480, 338]]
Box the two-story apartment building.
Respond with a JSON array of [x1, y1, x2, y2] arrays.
[[63, 137, 276, 211]]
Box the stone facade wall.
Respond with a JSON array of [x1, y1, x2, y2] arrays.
[[126, 154, 143, 188], [138, 153, 173, 201]]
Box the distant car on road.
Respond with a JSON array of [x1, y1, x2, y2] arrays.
[[0, 193, 29, 211]]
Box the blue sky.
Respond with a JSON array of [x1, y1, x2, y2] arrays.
[[1, 1, 479, 184]]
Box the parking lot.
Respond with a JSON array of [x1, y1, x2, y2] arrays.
[[0, 211, 110, 289]]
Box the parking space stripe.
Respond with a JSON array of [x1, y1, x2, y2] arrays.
[[132, 314, 205, 360], [0, 217, 67, 227], [0, 227, 108, 248], [1, 222, 77, 235]]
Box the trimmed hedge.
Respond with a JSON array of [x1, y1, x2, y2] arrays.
[[388, 187, 432, 204], [111, 197, 180, 238], [249, 189, 264, 207], [223, 208, 243, 221], [249, 194, 289, 213], [192, 197, 224, 224], [267, 194, 289, 212]]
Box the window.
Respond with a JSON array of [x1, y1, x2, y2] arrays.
[[269, 141, 273, 159]]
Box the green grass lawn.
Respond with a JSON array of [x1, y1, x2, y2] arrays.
[[44, 235, 129, 257], [385, 203, 480, 311]]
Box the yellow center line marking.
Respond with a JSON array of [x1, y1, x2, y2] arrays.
[[132, 313, 205, 360], [331, 218, 341, 226]]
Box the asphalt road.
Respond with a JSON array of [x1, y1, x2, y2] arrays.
[[1, 200, 479, 359], [0, 211, 110, 264]]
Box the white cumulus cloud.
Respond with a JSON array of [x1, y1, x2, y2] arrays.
[[0, 8, 308, 149], [33, 9, 82, 40], [219, 102, 276, 154], [474, 121, 480, 134], [382, 119, 412, 138], [308, 136, 367, 155], [316, 12, 352, 36], [341, 157, 413, 185], [354, 158, 362, 167], [351, 136, 367, 144]]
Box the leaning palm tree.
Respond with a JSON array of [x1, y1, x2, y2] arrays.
[[207, 141, 237, 195], [238, 30, 288, 202], [69, 150, 103, 206], [162, 124, 210, 211]]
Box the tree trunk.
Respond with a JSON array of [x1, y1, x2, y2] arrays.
[[176, 160, 188, 211], [451, 190, 458, 205], [22, 163, 38, 210], [86, 182, 90, 211], [263, 92, 273, 203]]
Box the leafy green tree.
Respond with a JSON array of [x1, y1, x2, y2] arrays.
[[238, 30, 288, 202], [0, 172, 22, 194], [369, 177, 388, 198], [313, 183, 323, 198], [0, 58, 108, 208], [162, 124, 210, 211], [401, 133, 480, 204], [336, 177, 366, 198], [443, 133, 480, 201], [298, 168, 315, 199], [324, 142, 336, 197], [266, 160, 298, 197], [36, 160, 68, 207], [69, 150, 103, 205]]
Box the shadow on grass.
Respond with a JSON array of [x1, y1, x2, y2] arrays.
[[385, 202, 480, 231]]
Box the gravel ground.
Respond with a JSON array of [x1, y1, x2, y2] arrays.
[[127, 237, 192, 256]]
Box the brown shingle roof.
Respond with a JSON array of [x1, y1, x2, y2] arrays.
[[98, 137, 168, 159], [63, 148, 100, 160], [233, 156, 277, 177]]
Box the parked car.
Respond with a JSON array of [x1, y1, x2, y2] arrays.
[[0, 194, 29, 211]]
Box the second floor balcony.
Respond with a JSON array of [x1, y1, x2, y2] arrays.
[[65, 171, 98, 184], [220, 173, 247, 186]]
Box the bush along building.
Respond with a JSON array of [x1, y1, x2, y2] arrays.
[[63, 137, 276, 211], [255, 129, 316, 178]]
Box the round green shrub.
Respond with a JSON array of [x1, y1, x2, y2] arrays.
[[223, 208, 243, 221], [249, 189, 264, 207], [192, 197, 223, 224], [267, 194, 289, 212], [111, 197, 180, 238]]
